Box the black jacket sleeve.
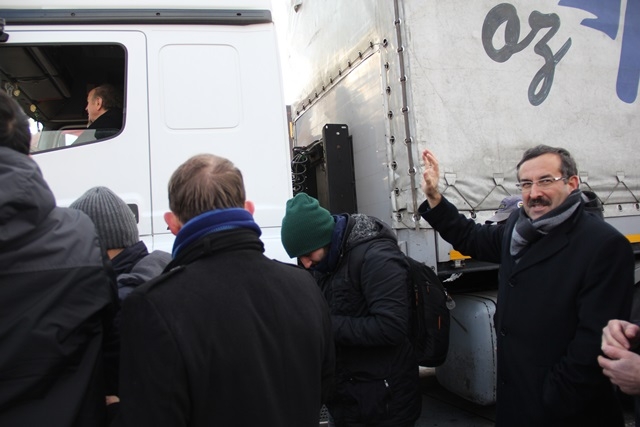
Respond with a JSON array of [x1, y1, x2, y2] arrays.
[[418, 197, 505, 263]]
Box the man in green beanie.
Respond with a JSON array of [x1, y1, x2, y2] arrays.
[[281, 193, 421, 427]]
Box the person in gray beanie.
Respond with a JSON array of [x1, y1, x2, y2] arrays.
[[70, 186, 171, 301], [281, 193, 421, 427]]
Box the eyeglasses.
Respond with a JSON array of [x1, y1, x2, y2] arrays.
[[515, 176, 567, 192]]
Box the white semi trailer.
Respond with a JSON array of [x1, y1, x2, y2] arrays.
[[282, 0, 640, 404]]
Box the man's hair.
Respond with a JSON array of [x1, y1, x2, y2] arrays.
[[91, 84, 123, 110], [0, 91, 31, 154], [516, 144, 578, 178], [168, 153, 246, 224]]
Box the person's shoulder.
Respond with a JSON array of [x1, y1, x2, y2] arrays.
[[45, 207, 112, 271], [53, 206, 98, 239], [268, 259, 324, 289], [348, 236, 405, 266], [130, 264, 185, 297], [270, 259, 315, 278], [576, 210, 631, 247], [145, 249, 172, 266], [268, 260, 326, 300], [89, 108, 123, 130], [58, 204, 90, 221], [578, 208, 621, 234], [270, 259, 300, 269]]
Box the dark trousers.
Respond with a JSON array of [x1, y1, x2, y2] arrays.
[[328, 413, 415, 427]]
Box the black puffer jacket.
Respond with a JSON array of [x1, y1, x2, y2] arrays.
[[314, 214, 421, 426], [0, 147, 118, 426]]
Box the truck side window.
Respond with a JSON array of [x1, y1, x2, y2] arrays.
[[0, 44, 126, 153]]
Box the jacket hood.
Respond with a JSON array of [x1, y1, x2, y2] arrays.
[[581, 190, 604, 220], [344, 213, 397, 252], [0, 147, 56, 245], [117, 249, 172, 300]]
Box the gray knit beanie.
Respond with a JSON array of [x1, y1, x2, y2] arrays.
[[70, 186, 139, 249], [281, 193, 335, 258]]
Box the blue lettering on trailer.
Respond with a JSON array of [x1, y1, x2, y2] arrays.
[[483, 1, 640, 104]]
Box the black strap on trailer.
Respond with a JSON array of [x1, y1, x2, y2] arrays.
[[0, 9, 272, 26], [0, 19, 8, 42]]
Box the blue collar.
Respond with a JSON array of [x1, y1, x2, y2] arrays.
[[172, 208, 261, 258], [312, 214, 347, 273]]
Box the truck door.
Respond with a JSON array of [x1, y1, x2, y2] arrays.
[[1, 29, 152, 242], [144, 24, 293, 255]]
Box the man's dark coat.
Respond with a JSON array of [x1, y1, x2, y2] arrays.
[[114, 228, 335, 427], [420, 196, 633, 427]]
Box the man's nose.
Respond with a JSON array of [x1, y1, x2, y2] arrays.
[[529, 183, 543, 198], [299, 257, 312, 269]]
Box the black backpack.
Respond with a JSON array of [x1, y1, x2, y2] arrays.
[[348, 244, 453, 367], [405, 256, 453, 367]]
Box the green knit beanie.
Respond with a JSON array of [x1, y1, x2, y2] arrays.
[[281, 193, 335, 258]]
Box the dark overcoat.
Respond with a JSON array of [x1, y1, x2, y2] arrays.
[[114, 228, 335, 427], [420, 196, 633, 427]]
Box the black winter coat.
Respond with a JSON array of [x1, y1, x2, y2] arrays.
[[88, 108, 122, 130], [114, 228, 335, 427], [111, 241, 171, 301], [88, 108, 123, 140], [0, 147, 119, 427], [314, 214, 421, 426], [420, 196, 633, 427]]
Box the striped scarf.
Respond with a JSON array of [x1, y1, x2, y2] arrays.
[[510, 190, 582, 260]]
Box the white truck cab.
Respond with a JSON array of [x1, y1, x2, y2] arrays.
[[0, 0, 292, 259]]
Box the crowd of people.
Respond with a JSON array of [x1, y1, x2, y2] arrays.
[[1, 88, 638, 427]]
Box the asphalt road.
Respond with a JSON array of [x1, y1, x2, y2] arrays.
[[416, 367, 636, 427], [416, 368, 494, 427], [321, 367, 635, 426]]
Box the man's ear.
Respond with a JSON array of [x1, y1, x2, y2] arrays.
[[244, 200, 255, 215], [567, 175, 580, 191], [95, 96, 104, 110], [164, 211, 183, 235]]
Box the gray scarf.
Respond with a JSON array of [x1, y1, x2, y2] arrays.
[[510, 190, 582, 259]]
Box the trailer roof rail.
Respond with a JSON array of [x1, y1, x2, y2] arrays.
[[0, 9, 272, 26]]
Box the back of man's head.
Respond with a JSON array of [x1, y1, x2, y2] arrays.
[[70, 186, 139, 250], [91, 84, 123, 111], [168, 153, 246, 224], [0, 91, 31, 154]]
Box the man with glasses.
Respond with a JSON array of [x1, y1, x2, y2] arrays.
[[419, 145, 633, 426]]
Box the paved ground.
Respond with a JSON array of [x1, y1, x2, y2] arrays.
[[321, 367, 635, 426], [416, 368, 494, 427], [416, 367, 636, 427]]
